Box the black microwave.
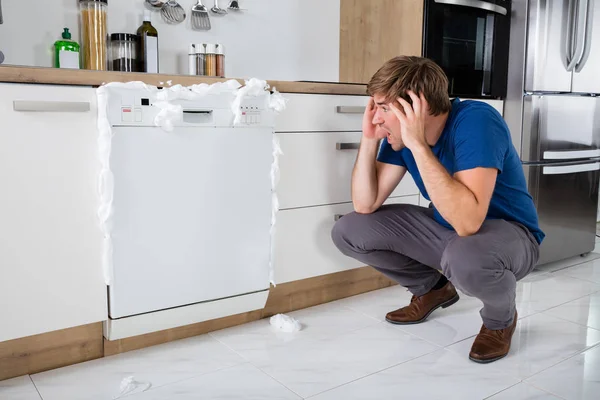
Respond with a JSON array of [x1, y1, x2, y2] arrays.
[[422, 0, 512, 99]]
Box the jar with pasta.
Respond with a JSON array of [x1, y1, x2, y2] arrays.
[[79, 0, 108, 70]]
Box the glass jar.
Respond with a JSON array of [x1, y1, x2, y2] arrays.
[[215, 43, 225, 78], [195, 44, 206, 76], [80, 0, 108, 70], [204, 43, 217, 77], [110, 33, 137, 72]]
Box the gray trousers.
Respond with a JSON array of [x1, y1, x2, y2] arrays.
[[331, 204, 540, 330]]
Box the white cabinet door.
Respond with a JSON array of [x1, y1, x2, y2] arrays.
[[276, 132, 420, 209], [0, 83, 107, 342], [273, 195, 419, 284]]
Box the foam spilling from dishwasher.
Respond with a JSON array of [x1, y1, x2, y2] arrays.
[[96, 79, 286, 286]]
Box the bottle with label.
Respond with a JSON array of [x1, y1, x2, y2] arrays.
[[54, 28, 81, 69], [136, 10, 159, 73]]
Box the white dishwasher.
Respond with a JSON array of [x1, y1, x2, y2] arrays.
[[99, 85, 277, 339]]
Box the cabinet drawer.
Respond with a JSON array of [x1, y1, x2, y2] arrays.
[[273, 195, 420, 284], [276, 132, 420, 209], [276, 94, 369, 132]]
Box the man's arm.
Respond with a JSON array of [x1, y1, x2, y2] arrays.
[[410, 145, 497, 236], [388, 91, 498, 236], [351, 137, 407, 214]]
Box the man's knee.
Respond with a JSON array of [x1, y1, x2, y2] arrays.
[[331, 211, 376, 255], [441, 237, 502, 294]]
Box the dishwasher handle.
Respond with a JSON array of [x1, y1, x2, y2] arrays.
[[183, 109, 213, 114]]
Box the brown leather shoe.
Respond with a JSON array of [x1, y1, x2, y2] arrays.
[[469, 310, 518, 364], [385, 281, 460, 325]]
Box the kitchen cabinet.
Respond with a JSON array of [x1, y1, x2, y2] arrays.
[[273, 93, 420, 284], [0, 83, 107, 342], [339, 0, 424, 84], [273, 196, 419, 284]]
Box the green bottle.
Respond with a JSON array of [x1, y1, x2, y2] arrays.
[[54, 28, 81, 69]]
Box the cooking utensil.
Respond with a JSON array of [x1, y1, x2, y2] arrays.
[[0, 0, 4, 24], [211, 0, 227, 15], [162, 0, 186, 24], [145, 0, 164, 9], [192, 0, 211, 30], [227, 0, 246, 11]]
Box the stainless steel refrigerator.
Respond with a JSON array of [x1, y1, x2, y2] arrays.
[[504, 0, 600, 265]]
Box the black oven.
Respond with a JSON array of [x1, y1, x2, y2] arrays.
[[423, 0, 511, 99]]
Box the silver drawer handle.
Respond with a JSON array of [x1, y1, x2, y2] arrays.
[[13, 100, 91, 113], [336, 142, 360, 150], [434, 0, 507, 16], [336, 106, 365, 114], [334, 214, 344, 221]]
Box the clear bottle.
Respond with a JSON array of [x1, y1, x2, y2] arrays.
[[215, 43, 225, 77], [205, 43, 217, 77], [54, 28, 81, 69], [79, 0, 108, 70], [136, 10, 159, 73]]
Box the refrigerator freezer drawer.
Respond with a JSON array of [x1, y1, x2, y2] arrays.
[[524, 161, 599, 265], [521, 94, 600, 162]]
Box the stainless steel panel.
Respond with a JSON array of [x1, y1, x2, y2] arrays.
[[573, 0, 600, 93], [524, 161, 599, 265], [525, 0, 573, 92], [520, 95, 600, 162], [504, 0, 529, 156]]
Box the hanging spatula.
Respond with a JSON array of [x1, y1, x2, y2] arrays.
[[192, 0, 211, 30]]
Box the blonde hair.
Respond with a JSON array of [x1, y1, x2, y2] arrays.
[[367, 56, 452, 116]]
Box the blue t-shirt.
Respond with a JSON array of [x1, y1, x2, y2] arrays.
[[377, 98, 545, 244]]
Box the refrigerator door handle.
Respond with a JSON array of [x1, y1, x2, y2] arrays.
[[542, 162, 600, 175], [575, 0, 594, 72], [544, 149, 600, 160], [567, 0, 589, 71]]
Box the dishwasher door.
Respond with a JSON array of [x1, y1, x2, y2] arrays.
[[524, 160, 600, 266], [107, 125, 274, 319]]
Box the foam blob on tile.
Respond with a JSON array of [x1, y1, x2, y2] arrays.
[[270, 314, 302, 333]]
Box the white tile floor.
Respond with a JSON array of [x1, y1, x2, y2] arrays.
[[4, 246, 600, 399]]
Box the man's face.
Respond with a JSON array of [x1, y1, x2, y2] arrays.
[[372, 94, 404, 151]]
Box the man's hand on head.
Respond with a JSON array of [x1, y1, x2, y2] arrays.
[[388, 91, 428, 152]]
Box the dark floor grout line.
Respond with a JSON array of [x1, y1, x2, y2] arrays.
[[29, 375, 43, 400]]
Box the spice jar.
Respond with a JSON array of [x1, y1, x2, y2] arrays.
[[80, 0, 108, 71], [215, 43, 225, 78], [110, 33, 137, 72], [205, 43, 217, 77], [188, 44, 206, 76]]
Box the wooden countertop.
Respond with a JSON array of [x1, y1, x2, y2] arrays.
[[0, 66, 368, 96]]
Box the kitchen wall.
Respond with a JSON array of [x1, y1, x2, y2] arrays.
[[0, 0, 340, 82]]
